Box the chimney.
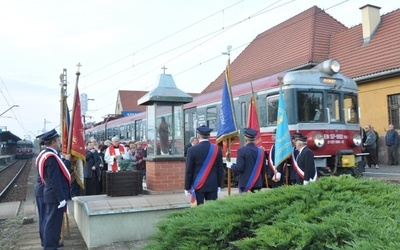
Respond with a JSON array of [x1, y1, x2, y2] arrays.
[[360, 4, 381, 44]]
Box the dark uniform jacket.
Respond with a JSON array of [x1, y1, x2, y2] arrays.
[[184, 143, 193, 157], [42, 148, 71, 204], [185, 141, 223, 192], [35, 149, 71, 198], [231, 142, 266, 189], [296, 146, 316, 182]]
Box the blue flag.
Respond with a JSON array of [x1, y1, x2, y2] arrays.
[[274, 90, 292, 166], [216, 60, 239, 144]]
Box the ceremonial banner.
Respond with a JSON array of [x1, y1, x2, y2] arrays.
[[216, 59, 239, 195], [68, 80, 86, 190], [247, 93, 261, 147], [216, 60, 239, 144], [274, 89, 292, 167]]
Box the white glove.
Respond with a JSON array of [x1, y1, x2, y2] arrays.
[[217, 187, 221, 194], [272, 172, 282, 182], [58, 200, 66, 209], [226, 162, 232, 169], [303, 180, 309, 185], [184, 190, 190, 196]]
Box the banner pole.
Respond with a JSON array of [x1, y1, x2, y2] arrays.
[[227, 138, 232, 196]]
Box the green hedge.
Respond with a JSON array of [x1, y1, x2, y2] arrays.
[[144, 176, 400, 249]]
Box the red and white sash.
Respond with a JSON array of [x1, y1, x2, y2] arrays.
[[291, 148, 317, 181], [38, 151, 71, 186]]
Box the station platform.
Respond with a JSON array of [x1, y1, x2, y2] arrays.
[[0, 154, 14, 165], [0, 201, 20, 220], [73, 187, 235, 248], [11, 158, 236, 249]]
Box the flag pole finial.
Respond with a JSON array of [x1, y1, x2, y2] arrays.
[[76, 62, 82, 76], [278, 76, 283, 90], [221, 45, 232, 60]]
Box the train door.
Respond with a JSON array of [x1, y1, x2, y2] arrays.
[[184, 107, 197, 146]]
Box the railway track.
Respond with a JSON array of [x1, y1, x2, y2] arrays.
[[0, 159, 32, 202]]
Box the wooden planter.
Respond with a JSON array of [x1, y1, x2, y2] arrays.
[[106, 171, 142, 197]]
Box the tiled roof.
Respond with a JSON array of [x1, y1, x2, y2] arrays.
[[330, 8, 400, 80], [202, 6, 347, 94], [117, 90, 148, 112]]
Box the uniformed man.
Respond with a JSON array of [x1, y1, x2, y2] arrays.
[[34, 140, 47, 247], [227, 128, 266, 193], [184, 125, 223, 206], [288, 132, 303, 185], [295, 135, 317, 185], [37, 129, 71, 249]]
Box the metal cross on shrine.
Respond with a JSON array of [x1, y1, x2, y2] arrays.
[[161, 66, 168, 74]]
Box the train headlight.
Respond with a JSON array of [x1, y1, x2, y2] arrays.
[[352, 133, 362, 147], [314, 59, 341, 75], [330, 59, 341, 73], [312, 132, 325, 148]]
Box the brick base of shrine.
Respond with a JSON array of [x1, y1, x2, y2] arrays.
[[145, 157, 186, 193]]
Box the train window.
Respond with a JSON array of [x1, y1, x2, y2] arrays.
[[327, 93, 340, 122], [136, 120, 144, 142], [266, 95, 279, 126], [126, 124, 132, 141], [344, 94, 358, 124], [388, 94, 400, 128], [172, 111, 180, 137], [100, 130, 105, 141], [206, 106, 217, 130], [119, 125, 125, 140], [297, 92, 324, 122]]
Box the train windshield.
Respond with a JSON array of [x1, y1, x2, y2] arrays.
[[17, 142, 33, 148], [296, 90, 358, 124], [298, 92, 324, 122], [343, 94, 359, 124]]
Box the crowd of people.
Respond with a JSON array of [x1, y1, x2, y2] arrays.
[[68, 136, 148, 197], [184, 125, 319, 206], [362, 123, 399, 169]]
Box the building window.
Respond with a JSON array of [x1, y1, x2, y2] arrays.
[[388, 94, 400, 128]]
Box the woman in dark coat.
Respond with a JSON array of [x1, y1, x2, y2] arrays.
[[84, 141, 101, 195]]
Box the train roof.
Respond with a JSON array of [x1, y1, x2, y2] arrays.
[[85, 112, 146, 132], [185, 71, 286, 108], [17, 139, 33, 144]]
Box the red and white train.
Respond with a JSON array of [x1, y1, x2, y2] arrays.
[[85, 59, 364, 176]]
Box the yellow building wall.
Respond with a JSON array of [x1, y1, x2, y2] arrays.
[[358, 77, 400, 135]]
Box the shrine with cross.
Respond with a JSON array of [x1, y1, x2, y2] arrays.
[[137, 66, 193, 193]]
